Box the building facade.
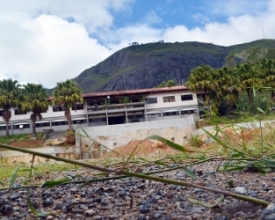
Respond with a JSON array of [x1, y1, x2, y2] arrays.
[[0, 86, 199, 136]]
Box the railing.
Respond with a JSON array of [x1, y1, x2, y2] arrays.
[[87, 102, 145, 114]]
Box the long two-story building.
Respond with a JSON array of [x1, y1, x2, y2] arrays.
[[0, 86, 199, 136]]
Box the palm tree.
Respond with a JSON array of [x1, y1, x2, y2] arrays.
[[52, 80, 83, 131], [187, 65, 218, 115], [260, 59, 275, 100], [21, 83, 48, 136], [0, 79, 20, 137], [216, 66, 241, 112], [237, 62, 261, 113]]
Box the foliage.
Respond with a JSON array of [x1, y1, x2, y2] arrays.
[[52, 80, 83, 131], [157, 79, 176, 88], [20, 84, 48, 136], [0, 79, 21, 137], [187, 58, 275, 116], [187, 134, 203, 148]]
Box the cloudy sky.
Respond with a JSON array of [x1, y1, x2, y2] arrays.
[[0, 0, 274, 89]]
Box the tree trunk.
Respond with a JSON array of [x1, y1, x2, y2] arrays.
[[247, 89, 254, 113], [2, 110, 11, 138], [32, 119, 36, 137], [65, 110, 72, 131], [5, 120, 9, 138]]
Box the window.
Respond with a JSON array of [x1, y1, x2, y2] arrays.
[[181, 110, 196, 115], [52, 121, 68, 126], [163, 111, 179, 116], [181, 94, 193, 101], [14, 109, 27, 115], [72, 119, 86, 124], [72, 104, 84, 110], [163, 96, 175, 103], [53, 106, 65, 112], [147, 112, 161, 118], [145, 97, 157, 104], [13, 124, 30, 129], [35, 122, 50, 127]]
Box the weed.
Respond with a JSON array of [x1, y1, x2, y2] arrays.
[[188, 134, 203, 148]]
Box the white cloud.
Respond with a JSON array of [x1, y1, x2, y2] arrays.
[[143, 10, 162, 25], [0, 14, 110, 88], [209, 0, 268, 16]]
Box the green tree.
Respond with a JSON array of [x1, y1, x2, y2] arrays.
[[187, 65, 218, 115], [216, 66, 241, 112], [21, 83, 48, 136], [0, 79, 20, 137], [260, 59, 275, 100], [157, 79, 176, 88], [52, 80, 83, 131], [237, 62, 261, 113]]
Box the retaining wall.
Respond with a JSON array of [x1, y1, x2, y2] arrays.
[[76, 115, 196, 159]]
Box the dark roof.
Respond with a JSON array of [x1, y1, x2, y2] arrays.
[[48, 86, 190, 101], [82, 86, 189, 98]]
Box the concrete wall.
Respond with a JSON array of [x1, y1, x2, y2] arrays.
[[0, 146, 80, 164], [76, 115, 196, 159]]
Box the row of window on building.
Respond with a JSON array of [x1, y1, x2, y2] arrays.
[[0, 104, 85, 116], [0, 119, 87, 130], [145, 94, 193, 104]]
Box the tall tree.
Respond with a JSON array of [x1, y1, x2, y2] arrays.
[[187, 65, 218, 115], [216, 66, 241, 112], [237, 62, 261, 113], [52, 80, 83, 131], [260, 59, 275, 100], [0, 79, 20, 137], [21, 83, 48, 136]]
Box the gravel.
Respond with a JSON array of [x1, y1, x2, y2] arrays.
[[0, 161, 275, 219]]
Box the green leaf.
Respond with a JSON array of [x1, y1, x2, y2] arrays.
[[154, 161, 168, 167], [42, 178, 70, 187], [188, 195, 224, 208], [37, 211, 57, 217], [202, 128, 228, 149], [28, 199, 37, 215], [230, 150, 245, 159], [223, 166, 246, 172], [28, 199, 57, 217], [0, 180, 4, 186], [144, 135, 187, 153], [182, 166, 197, 179], [10, 165, 20, 188], [257, 107, 266, 114]]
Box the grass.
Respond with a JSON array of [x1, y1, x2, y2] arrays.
[[0, 161, 81, 183], [0, 132, 44, 145]]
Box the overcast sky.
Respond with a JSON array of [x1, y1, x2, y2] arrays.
[[0, 0, 274, 89]]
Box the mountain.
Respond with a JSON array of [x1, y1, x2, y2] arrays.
[[73, 39, 275, 93]]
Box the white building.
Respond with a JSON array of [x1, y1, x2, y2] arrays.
[[0, 86, 199, 136]]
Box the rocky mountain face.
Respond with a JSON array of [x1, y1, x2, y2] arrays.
[[73, 39, 275, 93]]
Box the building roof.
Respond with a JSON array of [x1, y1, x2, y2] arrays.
[[81, 86, 189, 98]]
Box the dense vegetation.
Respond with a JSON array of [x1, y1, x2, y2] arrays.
[[186, 58, 275, 116]]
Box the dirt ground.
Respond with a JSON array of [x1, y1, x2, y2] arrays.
[[103, 140, 180, 158]]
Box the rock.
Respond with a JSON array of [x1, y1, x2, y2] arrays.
[[0, 205, 13, 215], [43, 198, 54, 207], [85, 209, 96, 216], [234, 186, 247, 194], [261, 203, 275, 220]]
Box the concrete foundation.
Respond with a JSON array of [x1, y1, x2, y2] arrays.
[[76, 115, 196, 159]]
